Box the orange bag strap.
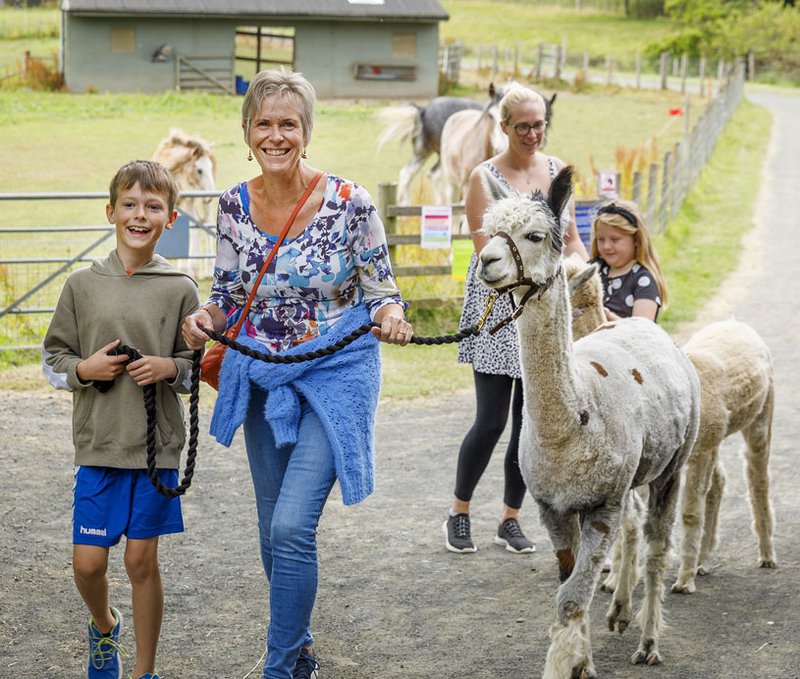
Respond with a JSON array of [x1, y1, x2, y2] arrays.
[[228, 171, 324, 336]]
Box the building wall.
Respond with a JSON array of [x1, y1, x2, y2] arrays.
[[63, 15, 440, 98], [63, 16, 235, 93], [294, 21, 439, 98]]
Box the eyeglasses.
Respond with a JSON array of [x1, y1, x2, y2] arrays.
[[512, 121, 547, 137]]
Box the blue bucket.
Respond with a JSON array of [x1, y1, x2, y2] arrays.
[[235, 76, 249, 96]]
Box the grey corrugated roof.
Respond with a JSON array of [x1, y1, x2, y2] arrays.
[[61, 0, 449, 21]]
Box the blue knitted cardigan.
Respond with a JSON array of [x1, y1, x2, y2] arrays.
[[209, 305, 381, 505]]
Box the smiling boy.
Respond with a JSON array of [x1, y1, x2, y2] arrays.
[[42, 160, 200, 679]]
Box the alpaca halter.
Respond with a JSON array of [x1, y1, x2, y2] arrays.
[[487, 231, 562, 336]]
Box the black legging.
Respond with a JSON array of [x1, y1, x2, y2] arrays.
[[454, 370, 526, 510]]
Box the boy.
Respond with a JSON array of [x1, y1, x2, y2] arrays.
[[42, 160, 200, 679]]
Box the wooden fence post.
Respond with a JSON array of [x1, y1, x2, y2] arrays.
[[582, 50, 589, 81], [646, 163, 658, 228], [671, 141, 682, 217], [699, 56, 706, 97], [491, 44, 499, 80], [680, 53, 688, 94], [513, 44, 520, 77], [632, 170, 642, 206], [555, 45, 562, 80], [659, 150, 671, 233], [606, 54, 613, 86], [536, 44, 543, 80], [635, 51, 641, 90], [748, 50, 756, 81], [378, 183, 398, 264], [660, 52, 669, 90]]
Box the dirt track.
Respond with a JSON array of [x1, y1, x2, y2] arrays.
[[2, 89, 799, 678]]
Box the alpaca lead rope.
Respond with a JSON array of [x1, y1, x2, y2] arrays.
[[121, 321, 486, 498], [103, 343, 202, 499]]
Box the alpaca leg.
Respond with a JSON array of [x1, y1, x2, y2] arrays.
[[537, 502, 580, 582], [632, 473, 681, 666], [741, 394, 777, 567], [543, 611, 596, 679], [672, 442, 718, 594], [600, 530, 623, 593], [544, 504, 622, 678], [697, 462, 726, 574], [607, 491, 643, 633]]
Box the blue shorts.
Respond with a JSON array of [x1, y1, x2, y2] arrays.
[[72, 466, 184, 546]]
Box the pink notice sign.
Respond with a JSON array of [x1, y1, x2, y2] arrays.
[[420, 205, 452, 249]]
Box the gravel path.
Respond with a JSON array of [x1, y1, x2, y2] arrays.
[[2, 89, 799, 678]]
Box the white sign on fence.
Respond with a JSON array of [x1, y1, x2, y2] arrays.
[[420, 205, 452, 249], [598, 170, 619, 199]]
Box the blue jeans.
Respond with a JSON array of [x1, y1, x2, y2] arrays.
[[244, 389, 337, 679]]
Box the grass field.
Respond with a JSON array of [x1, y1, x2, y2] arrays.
[[0, 4, 774, 401], [440, 0, 679, 69]]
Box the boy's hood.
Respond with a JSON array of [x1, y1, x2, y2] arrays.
[[91, 249, 196, 281]]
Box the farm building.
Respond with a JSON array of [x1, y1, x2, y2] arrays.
[[60, 0, 449, 97]]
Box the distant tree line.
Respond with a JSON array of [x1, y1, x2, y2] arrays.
[[647, 0, 800, 81]]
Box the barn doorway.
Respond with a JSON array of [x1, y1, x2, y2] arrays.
[[235, 26, 295, 90]]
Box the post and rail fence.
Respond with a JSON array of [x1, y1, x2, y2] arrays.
[[0, 64, 744, 352]]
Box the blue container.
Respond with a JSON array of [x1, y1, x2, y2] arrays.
[[235, 76, 249, 96]]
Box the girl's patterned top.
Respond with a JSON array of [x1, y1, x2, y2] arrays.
[[206, 174, 404, 353], [591, 257, 662, 320]]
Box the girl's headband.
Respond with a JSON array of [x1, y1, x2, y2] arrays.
[[597, 203, 638, 228]]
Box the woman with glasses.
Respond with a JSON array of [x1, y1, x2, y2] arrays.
[[443, 84, 588, 555]]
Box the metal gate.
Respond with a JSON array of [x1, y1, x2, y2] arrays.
[[0, 190, 219, 352]]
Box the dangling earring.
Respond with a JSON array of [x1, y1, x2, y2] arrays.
[[301, 147, 307, 159], [247, 148, 253, 161]]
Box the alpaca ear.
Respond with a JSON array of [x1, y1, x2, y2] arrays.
[[548, 166, 573, 221], [568, 262, 598, 294], [489, 82, 496, 99], [479, 166, 509, 204]]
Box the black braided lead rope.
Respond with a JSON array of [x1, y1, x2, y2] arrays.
[[202, 322, 479, 363], [109, 322, 481, 497], [108, 344, 202, 499]]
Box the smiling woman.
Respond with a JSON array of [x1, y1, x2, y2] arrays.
[[178, 68, 414, 679]]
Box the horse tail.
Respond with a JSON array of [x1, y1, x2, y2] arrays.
[[375, 103, 422, 154]]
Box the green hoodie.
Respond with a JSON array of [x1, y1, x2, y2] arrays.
[[42, 250, 200, 469]]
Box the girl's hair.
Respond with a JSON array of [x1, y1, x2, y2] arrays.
[[590, 199, 669, 309], [498, 84, 545, 124], [241, 68, 316, 144], [109, 160, 179, 213]]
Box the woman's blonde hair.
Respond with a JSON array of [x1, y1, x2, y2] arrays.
[[498, 84, 546, 124], [241, 68, 316, 144], [590, 199, 669, 309]]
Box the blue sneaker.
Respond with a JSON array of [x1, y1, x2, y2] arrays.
[[87, 606, 125, 678], [294, 647, 320, 679], [133, 674, 160, 679]]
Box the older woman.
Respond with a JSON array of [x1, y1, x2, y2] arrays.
[[182, 69, 411, 679], [444, 84, 587, 556]]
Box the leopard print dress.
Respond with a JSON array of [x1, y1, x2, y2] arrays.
[[457, 159, 563, 378]]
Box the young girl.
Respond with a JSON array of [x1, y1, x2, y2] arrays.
[[590, 199, 668, 322]]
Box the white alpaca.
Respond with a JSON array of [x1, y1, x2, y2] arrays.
[[477, 167, 701, 678], [565, 267, 777, 595], [671, 319, 776, 593]]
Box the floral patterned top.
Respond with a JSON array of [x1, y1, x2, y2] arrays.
[[205, 174, 404, 353]]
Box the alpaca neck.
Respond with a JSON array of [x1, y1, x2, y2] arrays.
[[514, 271, 583, 444]]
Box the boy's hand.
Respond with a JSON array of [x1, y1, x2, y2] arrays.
[[126, 355, 178, 387], [76, 339, 128, 382]]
